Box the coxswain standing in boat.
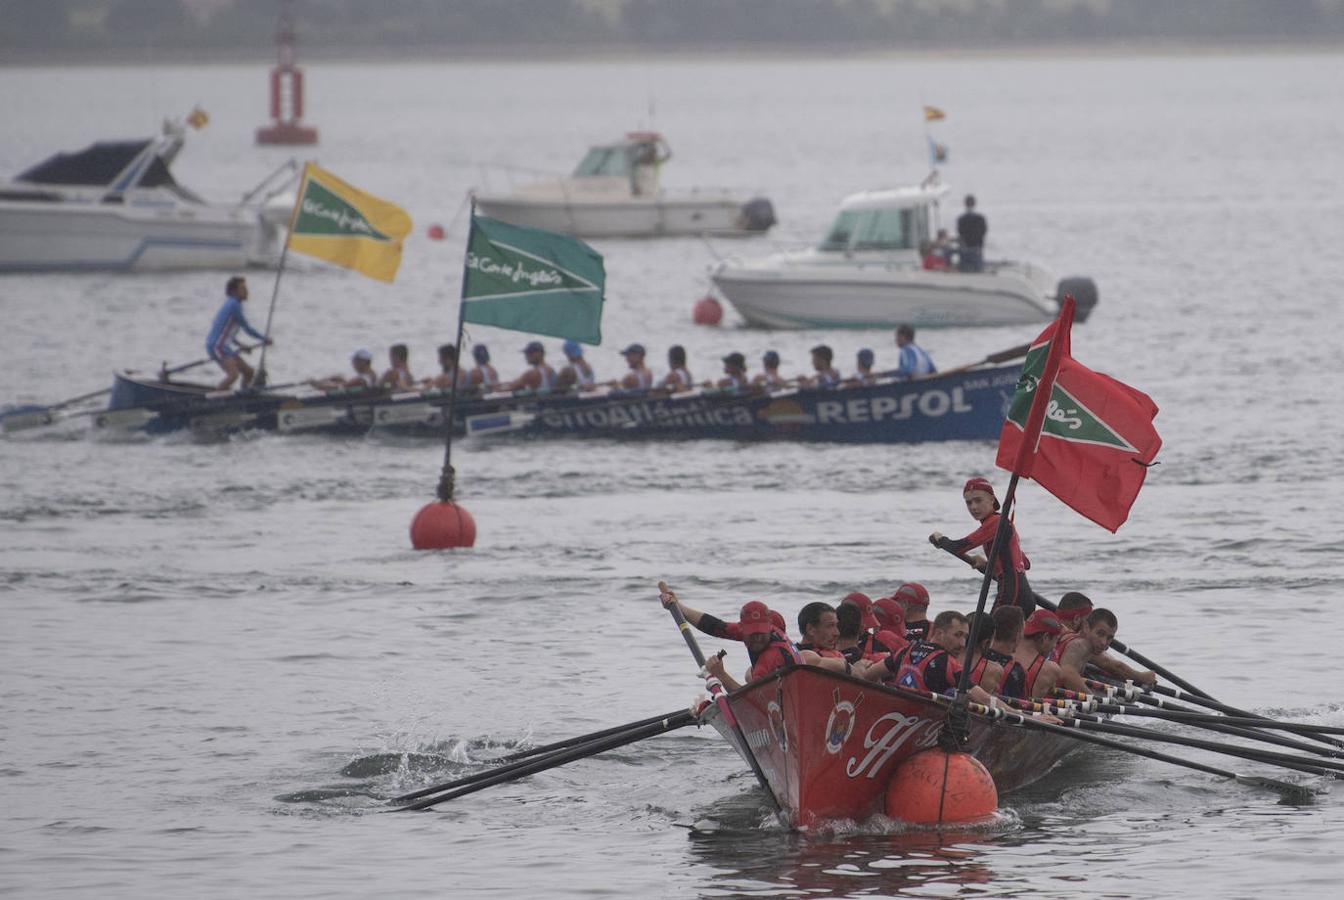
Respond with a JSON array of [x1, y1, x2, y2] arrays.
[[862, 610, 997, 706], [803, 344, 841, 388], [308, 348, 378, 392], [891, 324, 936, 379], [930, 477, 1035, 615], [707, 352, 749, 392], [505, 341, 557, 393], [378, 343, 415, 391], [206, 276, 270, 391], [659, 345, 694, 391], [470, 344, 499, 391], [618, 343, 653, 391], [751, 350, 785, 389], [1055, 607, 1156, 691], [555, 340, 596, 392], [426, 343, 473, 392], [658, 588, 804, 691], [1014, 609, 1065, 700]]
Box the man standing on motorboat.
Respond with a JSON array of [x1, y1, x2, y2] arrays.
[[956, 194, 987, 272], [206, 276, 269, 391]]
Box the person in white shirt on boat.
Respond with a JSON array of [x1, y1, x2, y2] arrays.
[[308, 348, 378, 392], [891, 324, 937, 379], [659, 345, 694, 391], [706, 352, 749, 392], [618, 343, 653, 391], [555, 339, 596, 392], [469, 344, 500, 391], [751, 350, 786, 390], [426, 343, 473, 393], [802, 344, 841, 388], [505, 341, 557, 393], [851, 348, 878, 385], [378, 343, 415, 391]]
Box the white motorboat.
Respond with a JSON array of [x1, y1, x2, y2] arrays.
[[0, 119, 293, 273], [473, 131, 775, 239], [710, 178, 1096, 329]]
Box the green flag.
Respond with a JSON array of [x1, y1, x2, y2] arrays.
[[461, 215, 605, 345], [1004, 338, 1135, 452]]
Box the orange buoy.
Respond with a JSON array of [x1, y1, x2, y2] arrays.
[[692, 296, 723, 326], [885, 748, 997, 824], [427, 223, 446, 240], [410, 501, 477, 549]]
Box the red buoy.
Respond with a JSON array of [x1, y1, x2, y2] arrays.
[[255, 2, 319, 146], [410, 501, 477, 549], [692, 295, 723, 326], [885, 748, 997, 824], [427, 223, 446, 240]]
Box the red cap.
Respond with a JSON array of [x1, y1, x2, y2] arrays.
[[768, 609, 788, 636], [892, 582, 930, 609], [963, 477, 996, 497], [739, 600, 773, 636], [1024, 609, 1063, 637], [874, 596, 906, 631], [842, 591, 879, 630], [1054, 604, 1092, 622]]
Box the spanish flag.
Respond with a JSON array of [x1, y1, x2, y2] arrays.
[[286, 163, 412, 283], [923, 105, 946, 122]]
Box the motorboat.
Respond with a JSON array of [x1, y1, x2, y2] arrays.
[[710, 177, 1097, 329], [472, 132, 776, 239], [0, 118, 294, 273]]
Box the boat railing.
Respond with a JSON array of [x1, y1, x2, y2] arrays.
[[238, 158, 301, 209]]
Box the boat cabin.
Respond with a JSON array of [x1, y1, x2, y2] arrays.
[[570, 131, 672, 196], [818, 182, 948, 255], [1, 133, 201, 205]]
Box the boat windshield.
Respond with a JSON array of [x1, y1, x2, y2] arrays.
[[572, 145, 632, 178], [820, 207, 918, 252]]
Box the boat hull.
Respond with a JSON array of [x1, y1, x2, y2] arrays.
[[702, 666, 1082, 827], [474, 194, 758, 239], [712, 260, 1062, 329], [100, 363, 1018, 444], [0, 202, 278, 272]]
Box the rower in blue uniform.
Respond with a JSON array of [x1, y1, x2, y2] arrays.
[[470, 344, 499, 391], [659, 345, 694, 391], [892, 324, 936, 379], [619, 343, 653, 391], [506, 341, 557, 393], [556, 339, 596, 392], [206, 276, 269, 390], [806, 344, 841, 388]]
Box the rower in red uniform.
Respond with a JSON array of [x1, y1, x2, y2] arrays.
[[930, 477, 1035, 615], [891, 582, 931, 643], [970, 606, 1027, 699], [841, 592, 895, 660], [1049, 591, 1094, 663], [862, 610, 995, 706], [659, 587, 800, 691], [872, 596, 909, 656], [795, 601, 858, 675], [1014, 609, 1065, 700], [965, 611, 999, 692], [1056, 607, 1157, 691]]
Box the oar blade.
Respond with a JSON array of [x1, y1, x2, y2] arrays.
[[2, 407, 58, 433], [1233, 774, 1317, 804]]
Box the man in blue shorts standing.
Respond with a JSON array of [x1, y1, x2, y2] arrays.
[[206, 276, 269, 390]]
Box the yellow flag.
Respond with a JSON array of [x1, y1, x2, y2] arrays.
[[286, 163, 412, 283], [923, 105, 946, 122]]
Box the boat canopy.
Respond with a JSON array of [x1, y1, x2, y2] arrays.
[[818, 183, 949, 253], [17, 141, 177, 188], [571, 132, 671, 179]]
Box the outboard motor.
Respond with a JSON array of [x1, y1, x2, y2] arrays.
[[737, 197, 776, 233], [1056, 276, 1098, 322]]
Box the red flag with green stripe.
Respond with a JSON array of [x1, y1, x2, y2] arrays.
[[996, 299, 1162, 531]]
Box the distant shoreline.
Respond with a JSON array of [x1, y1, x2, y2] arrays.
[[4, 37, 1342, 68]]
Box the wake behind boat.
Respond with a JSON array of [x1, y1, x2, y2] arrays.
[[472, 131, 776, 239], [711, 177, 1097, 329], [0, 115, 294, 273]]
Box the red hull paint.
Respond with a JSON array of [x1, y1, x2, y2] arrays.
[[703, 665, 1081, 827]]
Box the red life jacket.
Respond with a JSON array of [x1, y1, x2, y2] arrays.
[[748, 639, 803, 681], [896, 641, 960, 694]]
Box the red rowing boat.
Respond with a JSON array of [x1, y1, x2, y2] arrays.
[[698, 664, 1082, 827]]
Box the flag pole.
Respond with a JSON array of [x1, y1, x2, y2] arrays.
[[254, 162, 309, 388], [946, 297, 1075, 744], [434, 201, 477, 504]]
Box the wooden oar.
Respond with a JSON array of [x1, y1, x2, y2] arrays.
[[2, 345, 259, 433], [393, 712, 695, 811], [933, 543, 1218, 701], [658, 580, 785, 822], [391, 710, 695, 807], [972, 701, 1316, 800]]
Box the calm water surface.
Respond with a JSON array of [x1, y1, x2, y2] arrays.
[[3, 52, 1344, 899]]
